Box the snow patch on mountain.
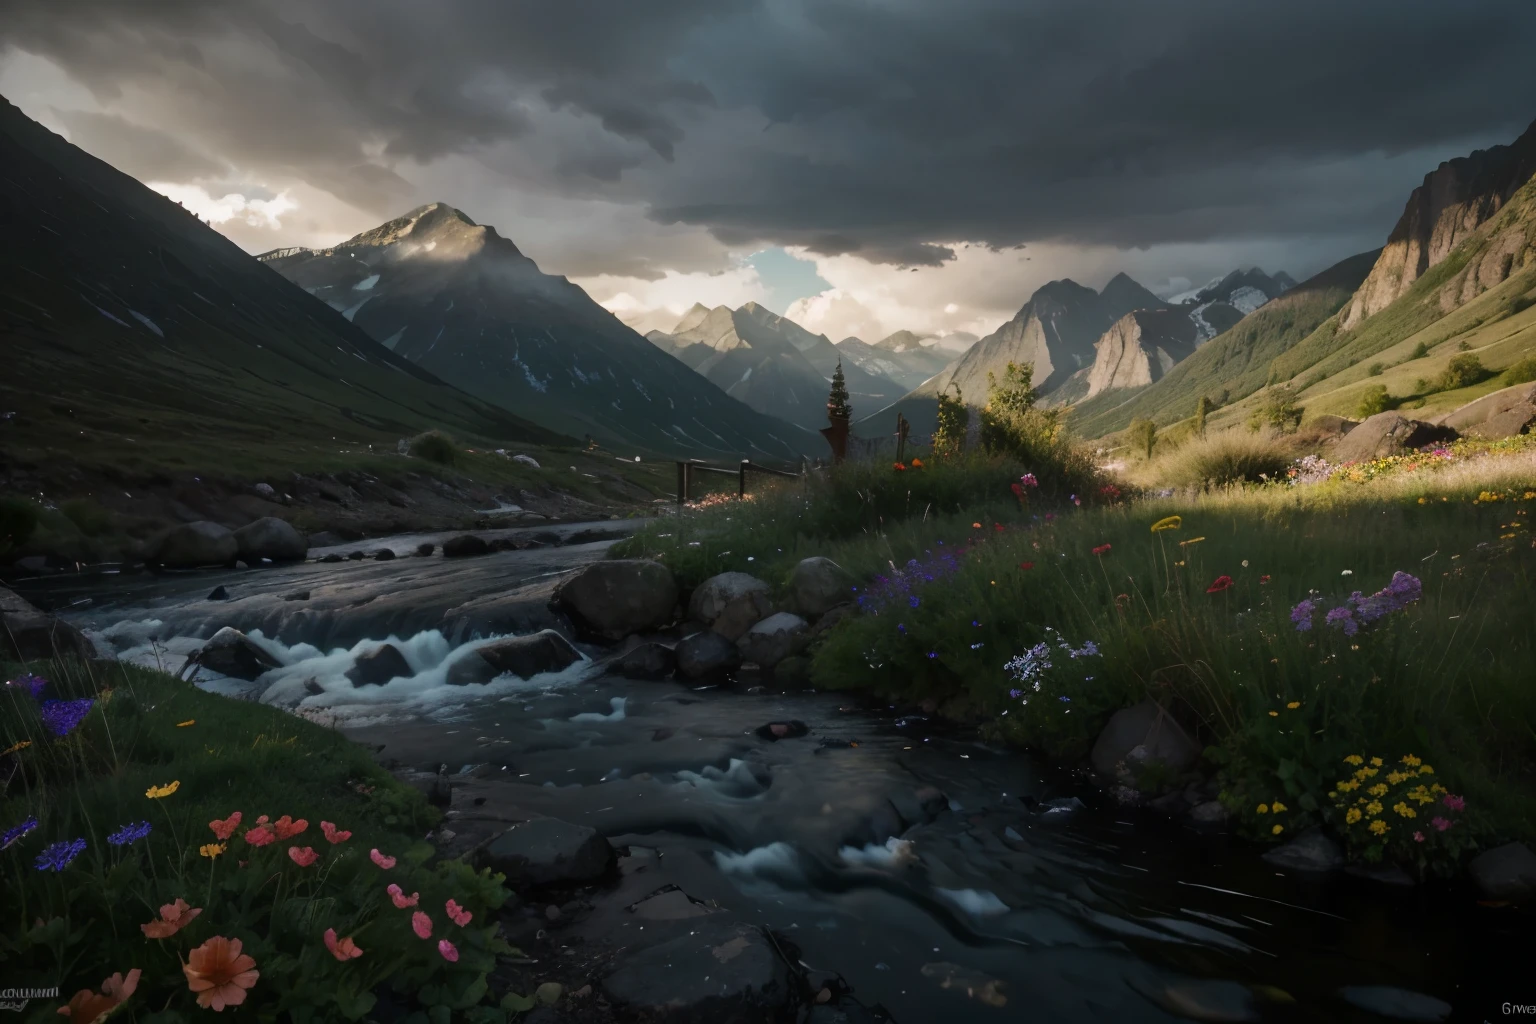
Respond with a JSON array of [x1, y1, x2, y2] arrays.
[[1228, 286, 1269, 314], [353, 274, 380, 291]]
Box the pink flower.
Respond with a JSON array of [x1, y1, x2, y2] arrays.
[[1413, 831, 1425, 843], [445, 899, 472, 927], [243, 826, 275, 848], [323, 928, 364, 961], [387, 884, 419, 909], [287, 846, 318, 867], [320, 821, 352, 845], [1432, 816, 1453, 832], [411, 912, 432, 939], [1442, 794, 1465, 812], [438, 939, 459, 962], [369, 848, 396, 870]]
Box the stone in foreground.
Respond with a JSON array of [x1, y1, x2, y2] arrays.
[[1261, 829, 1344, 873], [189, 626, 280, 681], [1090, 700, 1200, 779], [446, 630, 583, 685], [602, 917, 790, 1021], [615, 641, 676, 680], [442, 534, 491, 557], [1330, 411, 1457, 463], [145, 521, 238, 568], [676, 630, 742, 679], [477, 817, 615, 886], [736, 612, 809, 669], [554, 559, 678, 641], [232, 516, 308, 562], [1467, 841, 1536, 900], [0, 586, 96, 662], [787, 557, 857, 618], [689, 571, 774, 641]]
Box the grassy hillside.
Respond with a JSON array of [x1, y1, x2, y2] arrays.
[[1070, 250, 1379, 437]]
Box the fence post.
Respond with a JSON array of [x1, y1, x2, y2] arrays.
[[676, 461, 686, 505], [739, 460, 749, 499]]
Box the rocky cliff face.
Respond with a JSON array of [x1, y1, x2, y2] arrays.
[[1084, 308, 1200, 397], [1342, 119, 1536, 329]]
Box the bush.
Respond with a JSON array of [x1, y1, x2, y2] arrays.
[[1155, 430, 1294, 489], [1409, 341, 1430, 359], [1127, 418, 1157, 460], [1502, 355, 1536, 386], [931, 385, 969, 459], [1433, 353, 1490, 392], [1, 496, 40, 554], [1248, 384, 1304, 433], [407, 429, 459, 466], [1356, 384, 1392, 419], [1367, 362, 1385, 377]]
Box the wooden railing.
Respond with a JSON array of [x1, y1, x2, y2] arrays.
[[675, 459, 803, 504]]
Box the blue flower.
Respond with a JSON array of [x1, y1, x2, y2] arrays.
[[2, 815, 39, 849], [34, 838, 86, 871], [927, 652, 937, 659], [107, 821, 152, 846], [38, 699, 94, 738], [909, 596, 920, 608], [5, 673, 47, 699]]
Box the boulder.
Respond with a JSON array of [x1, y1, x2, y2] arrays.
[[1467, 841, 1536, 901], [345, 643, 413, 687], [1261, 829, 1344, 873], [233, 517, 307, 562], [253, 482, 277, 499], [1188, 801, 1231, 824], [676, 630, 741, 679], [1439, 381, 1536, 439], [689, 572, 774, 641], [206, 585, 229, 601], [1089, 700, 1200, 780], [442, 534, 490, 558], [476, 817, 615, 886], [319, 553, 344, 563], [374, 548, 396, 561], [188, 626, 280, 681], [615, 642, 676, 681], [415, 542, 436, 557], [787, 557, 857, 617], [754, 720, 809, 741], [0, 586, 96, 662], [146, 521, 237, 568], [446, 630, 583, 685], [602, 917, 790, 1020], [736, 612, 809, 669], [1330, 411, 1458, 463], [808, 603, 857, 640], [554, 559, 678, 641]]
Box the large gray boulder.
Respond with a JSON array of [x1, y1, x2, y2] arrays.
[[676, 630, 742, 679], [345, 643, 413, 687], [232, 517, 307, 562], [689, 572, 774, 641], [1261, 829, 1345, 873], [787, 557, 857, 618], [1090, 700, 1200, 781], [146, 521, 237, 568], [554, 559, 677, 641], [477, 817, 615, 886], [737, 612, 810, 669], [1467, 841, 1536, 900], [602, 917, 790, 1019], [1438, 381, 1536, 439], [188, 626, 280, 681], [0, 586, 96, 662], [1330, 411, 1458, 463], [446, 630, 583, 685]]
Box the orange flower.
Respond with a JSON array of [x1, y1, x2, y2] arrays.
[[910, 458, 924, 468], [141, 898, 202, 939], [183, 936, 259, 1011], [288, 846, 318, 867], [209, 812, 242, 841], [59, 968, 141, 1022], [271, 815, 307, 840], [324, 927, 364, 961], [972, 522, 982, 529]]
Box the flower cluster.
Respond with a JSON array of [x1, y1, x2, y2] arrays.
[[857, 547, 971, 614], [1298, 434, 1536, 485], [6, 672, 48, 699], [39, 698, 96, 738], [1004, 630, 1100, 707], [1331, 754, 1467, 865], [1291, 571, 1421, 636]]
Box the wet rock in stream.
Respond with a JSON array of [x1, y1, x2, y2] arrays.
[[601, 917, 791, 1021], [345, 643, 413, 687], [185, 626, 280, 681], [477, 817, 616, 887], [614, 641, 676, 680], [676, 630, 742, 679], [446, 630, 583, 685]]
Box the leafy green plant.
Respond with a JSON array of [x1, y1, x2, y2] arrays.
[[1367, 362, 1385, 377], [1433, 353, 1490, 391], [1249, 384, 1304, 433], [1409, 341, 1430, 360], [407, 430, 460, 467], [932, 385, 969, 459], [1502, 355, 1536, 385], [1152, 430, 1293, 488], [1128, 419, 1157, 460], [1356, 384, 1391, 419], [1328, 754, 1480, 875]]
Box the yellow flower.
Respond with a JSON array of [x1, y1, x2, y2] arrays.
[[1385, 771, 1409, 785], [1368, 819, 1388, 836], [177, 720, 196, 728], [1345, 808, 1362, 824], [1178, 536, 1207, 547], [1286, 702, 1300, 709], [1418, 765, 1434, 775], [1256, 803, 1269, 814], [1393, 802, 1416, 819], [1417, 497, 1427, 504], [1369, 757, 1383, 767], [1344, 755, 1364, 766], [1336, 780, 1359, 792], [1270, 801, 1288, 814], [1268, 711, 1279, 717], [1359, 767, 1379, 779], [1150, 516, 1182, 533], [1365, 801, 1383, 817], [2, 740, 31, 756], [1430, 783, 1447, 795], [1271, 824, 1284, 835], [1367, 783, 1388, 797], [200, 843, 226, 859], [146, 781, 180, 799]]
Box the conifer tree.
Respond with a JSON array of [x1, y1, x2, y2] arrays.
[[827, 361, 852, 420]]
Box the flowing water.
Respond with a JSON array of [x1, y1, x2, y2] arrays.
[[11, 524, 1528, 1022]]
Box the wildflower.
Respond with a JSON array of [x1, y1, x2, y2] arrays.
[[1365, 801, 1383, 817], [1256, 803, 1269, 814], [1019, 474, 1038, 487], [1432, 816, 1453, 832], [1345, 808, 1362, 824], [183, 936, 259, 1011], [6, 673, 47, 698], [2, 815, 40, 849], [287, 846, 318, 867], [1178, 536, 1206, 546], [438, 939, 459, 962], [1442, 794, 1465, 811], [320, 821, 352, 845], [1368, 819, 1388, 836], [994, 523, 1005, 532], [1290, 599, 1316, 632], [1010, 483, 1023, 497], [145, 781, 180, 799], [1368, 783, 1388, 797], [893, 462, 906, 471], [388, 884, 420, 909], [39, 698, 94, 737], [201, 843, 226, 859], [1268, 711, 1279, 717], [1008, 689, 1023, 699], [1, 739, 30, 755], [1205, 575, 1233, 593], [1150, 516, 1182, 532], [324, 928, 364, 961], [272, 815, 307, 840], [107, 821, 152, 846], [142, 898, 202, 938], [1324, 605, 1359, 636], [1344, 755, 1364, 766], [446, 898, 473, 927], [1270, 801, 1288, 814], [1369, 757, 1383, 767], [35, 838, 87, 871], [1341, 569, 1353, 576], [58, 969, 141, 1023], [911, 458, 924, 469], [1393, 802, 1416, 819], [1418, 765, 1435, 775], [370, 848, 396, 870], [1271, 824, 1284, 835], [412, 911, 433, 939], [1091, 544, 1111, 555], [209, 812, 242, 841], [1286, 701, 1300, 709], [1259, 575, 1271, 584], [1018, 561, 1034, 570], [177, 720, 196, 727], [243, 826, 275, 848], [1414, 831, 1426, 843]]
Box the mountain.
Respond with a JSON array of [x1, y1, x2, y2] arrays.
[[262, 208, 810, 460], [1083, 308, 1200, 397], [829, 336, 929, 390], [1342, 119, 1536, 329], [643, 303, 902, 430], [1169, 267, 1294, 340], [0, 96, 572, 489], [1100, 272, 1170, 320]]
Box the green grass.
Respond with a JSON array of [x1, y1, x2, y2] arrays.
[[1130, 430, 1297, 489], [1, 659, 532, 1020]]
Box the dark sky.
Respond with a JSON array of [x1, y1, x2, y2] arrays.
[[3, 0, 1533, 338]]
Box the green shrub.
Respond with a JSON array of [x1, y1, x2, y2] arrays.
[[408, 429, 459, 466], [932, 385, 969, 459], [1433, 353, 1490, 392], [1409, 341, 1430, 359], [1367, 362, 1385, 377], [1, 496, 40, 554], [1502, 355, 1536, 385], [1127, 418, 1157, 460], [1155, 430, 1294, 489], [1356, 384, 1392, 419], [1248, 384, 1304, 433]]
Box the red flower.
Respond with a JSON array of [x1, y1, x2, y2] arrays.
[[370, 848, 396, 870], [1259, 575, 1271, 584], [324, 928, 364, 961], [438, 939, 459, 962], [1206, 575, 1234, 593], [320, 821, 352, 845], [287, 846, 318, 867], [893, 462, 907, 471], [388, 884, 419, 909], [209, 812, 242, 841], [272, 816, 307, 840], [1091, 544, 1111, 555], [993, 523, 1005, 532], [1010, 483, 1023, 496], [1018, 562, 1034, 571], [445, 898, 473, 927], [243, 826, 275, 848], [411, 911, 433, 939]]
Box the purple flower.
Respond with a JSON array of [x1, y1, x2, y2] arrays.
[[2, 816, 39, 849], [34, 838, 86, 872], [1431, 816, 1452, 832], [107, 821, 152, 846], [38, 699, 94, 738], [1009, 689, 1023, 699], [1442, 794, 1465, 812], [1324, 606, 1359, 636], [5, 673, 47, 699], [1290, 599, 1316, 632]]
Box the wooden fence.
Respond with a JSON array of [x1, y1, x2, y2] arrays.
[[674, 459, 804, 504]]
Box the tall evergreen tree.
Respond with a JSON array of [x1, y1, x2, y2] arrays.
[[827, 361, 852, 420]]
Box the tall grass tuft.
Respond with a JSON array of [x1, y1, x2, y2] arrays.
[[407, 429, 459, 466], [1144, 430, 1296, 489]]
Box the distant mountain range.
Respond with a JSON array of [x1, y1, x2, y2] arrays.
[[261, 207, 812, 460]]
